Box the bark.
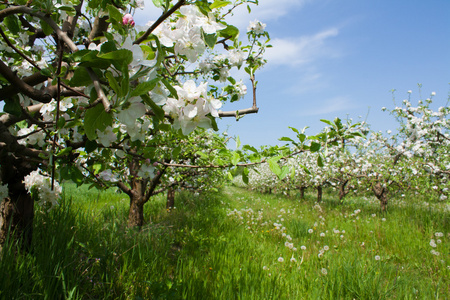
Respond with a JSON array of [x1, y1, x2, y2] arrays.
[[127, 180, 146, 228], [0, 160, 35, 253], [299, 186, 306, 200], [338, 180, 349, 202], [317, 185, 322, 203], [0, 192, 34, 253], [166, 188, 175, 210], [372, 182, 388, 212]]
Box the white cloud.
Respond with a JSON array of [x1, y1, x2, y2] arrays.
[[265, 28, 339, 67], [298, 96, 354, 116]]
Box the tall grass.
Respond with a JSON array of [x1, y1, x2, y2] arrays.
[[0, 184, 448, 299]]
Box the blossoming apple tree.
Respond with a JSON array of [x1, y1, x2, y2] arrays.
[[0, 0, 272, 250]]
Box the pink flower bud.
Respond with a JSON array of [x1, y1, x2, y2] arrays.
[[122, 14, 135, 27]]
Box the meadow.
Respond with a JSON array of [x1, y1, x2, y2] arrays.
[[0, 184, 449, 299]]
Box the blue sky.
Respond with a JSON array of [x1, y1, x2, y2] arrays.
[[214, 0, 450, 147]]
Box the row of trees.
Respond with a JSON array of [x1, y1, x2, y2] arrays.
[[236, 94, 449, 211]]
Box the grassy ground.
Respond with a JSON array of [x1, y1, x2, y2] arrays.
[[0, 184, 449, 299]]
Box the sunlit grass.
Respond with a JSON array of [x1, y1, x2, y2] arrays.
[[0, 184, 448, 299]]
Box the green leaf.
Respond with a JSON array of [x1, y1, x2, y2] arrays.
[[106, 4, 123, 23], [219, 25, 239, 40], [243, 145, 258, 153], [56, 147, 72, 157], [105, 72, 121, 97], [60, 165, 84, 186], [40, 19, 53, 36], [130, 78, 160, 97], [242, 167, 249, 184], [4, 15, 20, 35], [40, 68, 52, 78], [172, 146, 181, 159], [92, 163, 102, 175], [231, 152, 240, 165], [79, 51, 111, 69], [161, 78, 178, 99], [279, 166, 290, 180], [236, 136, 241, 149], [85, 140, 98, 153], [298, 133, 306, 143], [196, 151, 209, 159], [203, 32, 217, 49], [4, 96, 22, 117], [289, 126, 300, 134], [141, 94, 165, 121], [69, 67, 95, 87], [210, 0, 231, 9], [84, 104, 113, 140], [100, 41, 118, 54], [56, 117, 66, 129], [98, 49, 133, 69], [279, 137, 294, 142], [152, 0, 164, 7], [208, 115, 219, 131], [320, 119, 334, 126], [268, 158, 281, 176], [310, 142, 321, 152], [317, 155, 324, 167]]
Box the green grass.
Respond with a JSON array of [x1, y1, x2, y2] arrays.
[[1, 184, 448, 299]]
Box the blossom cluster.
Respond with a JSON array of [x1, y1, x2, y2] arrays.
[[23, 170, 61, 208]]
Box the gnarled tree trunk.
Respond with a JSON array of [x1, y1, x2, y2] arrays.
[[0, 159, 35, 253], [372, 182, 388, 211], [339, 179, 349, 202]]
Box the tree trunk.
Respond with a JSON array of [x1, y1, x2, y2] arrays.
[[128, 194, 145, 227], [0, 159, 35, 253], [127, 180, 145, 228], [166, 188, 175, 210], [317, 185, 322, 203], [372, 182, 388, 212], [0, 192, 34, 253], [339, 180, 349, 203], [299, 186, 306, 200]]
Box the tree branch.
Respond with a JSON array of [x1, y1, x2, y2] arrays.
[[0, 5, 111, 112], [134, 0, 186, 45], [0, 59, 53, 103]]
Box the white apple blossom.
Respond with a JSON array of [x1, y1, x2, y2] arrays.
[[96, 126, 117, 147], [98, 169, 119, 183], [137, 163, 156, 179], [247, 20, 266, 34], [116, 97, 146, 127], [23, 170, 61, 208]]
